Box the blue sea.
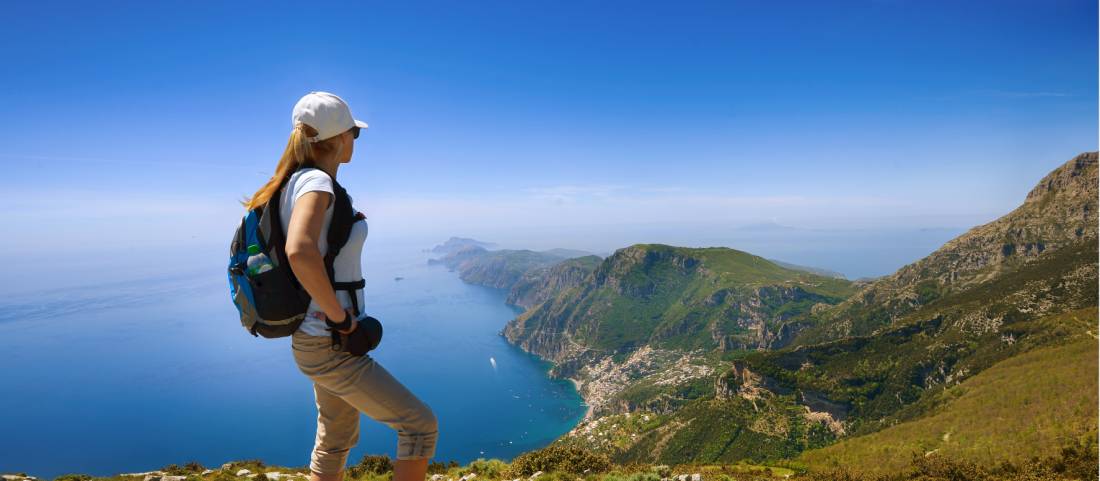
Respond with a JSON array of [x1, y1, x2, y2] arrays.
[[0, 243, 586, 478]]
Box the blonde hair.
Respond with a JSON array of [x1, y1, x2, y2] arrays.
[[240, 122, 345, 210]]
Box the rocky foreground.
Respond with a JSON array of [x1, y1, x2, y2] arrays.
[[5, 440, 1096, 481]]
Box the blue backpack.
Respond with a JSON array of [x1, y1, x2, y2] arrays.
[[227, 163, 365, 338]]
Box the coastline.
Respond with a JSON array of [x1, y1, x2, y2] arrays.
[[567, 376, 594, 420]]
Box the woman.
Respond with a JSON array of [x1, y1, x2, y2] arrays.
[[243, 91, 438, 481]]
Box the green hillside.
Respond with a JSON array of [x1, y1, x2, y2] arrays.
[[798, 315, 1098, 474], [504, 244, 855, 366], [502, 153, 1099, 470]]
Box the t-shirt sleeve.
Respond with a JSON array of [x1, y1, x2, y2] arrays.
[[292, 170, 334, 207]]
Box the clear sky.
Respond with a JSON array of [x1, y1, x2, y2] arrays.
[[1, 0, 1096, 280]]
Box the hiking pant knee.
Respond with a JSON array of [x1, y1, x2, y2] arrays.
[[292, 330, 439, 475]]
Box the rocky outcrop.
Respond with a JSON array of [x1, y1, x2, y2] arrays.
[[714, 360, 791, 402], [506, 256, 602, 309], [808, 152, 1098, 340]]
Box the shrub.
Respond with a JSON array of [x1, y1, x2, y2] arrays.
[[347, 454, 394, 478], [467, 458, 508, 479], [650, 465, 671, 478], [162, 461, 206, 475], [221, 459, 266, 472], [506, 445, 613, 477], [428, 460, 460, 474], [53, 475, 92, 481]]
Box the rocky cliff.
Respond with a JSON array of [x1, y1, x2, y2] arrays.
[[505, 255, 603, 310], [800, 152, 1098, 342], [502, 245, 855, 370]]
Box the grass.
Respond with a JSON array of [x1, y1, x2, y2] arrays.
[[797, 333, 1099, 474]]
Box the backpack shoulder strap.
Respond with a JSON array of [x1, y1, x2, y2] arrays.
[[262, 162, 365, 314], [324, 178, 366, 315]]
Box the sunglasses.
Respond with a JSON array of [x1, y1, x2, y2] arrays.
[[350, 126, 361, 140]]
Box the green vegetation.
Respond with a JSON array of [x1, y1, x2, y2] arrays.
[[39, 438, 1096, 481], [506, 445, 613, 476], [507, 244, 857, 360], [797, 334, 1099, 474]]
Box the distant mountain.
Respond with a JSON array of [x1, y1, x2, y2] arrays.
[[430, 237, 498, 255], [506, 255, 603, 310], [767, 259, 847, 279], [428, 246, 568, 290]]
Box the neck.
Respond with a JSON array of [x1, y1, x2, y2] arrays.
[[304, 158, 339, 179]]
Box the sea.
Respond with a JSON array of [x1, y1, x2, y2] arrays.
[[0, 242, 587, 478]]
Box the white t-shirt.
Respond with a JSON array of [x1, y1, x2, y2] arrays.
[[279, 167, 368, 337]]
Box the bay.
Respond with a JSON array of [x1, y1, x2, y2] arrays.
[[0, 244, 586, 478]]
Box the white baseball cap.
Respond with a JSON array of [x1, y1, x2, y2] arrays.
[[291, 91, 369, 143]]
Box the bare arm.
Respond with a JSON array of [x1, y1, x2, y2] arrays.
[[285, 191, 357, 332]]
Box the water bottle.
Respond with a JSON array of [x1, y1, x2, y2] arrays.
[[246, 244, 275, 276]]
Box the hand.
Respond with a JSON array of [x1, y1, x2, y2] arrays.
[[338, 315, 359, 335], [325, 308, 358, 334]]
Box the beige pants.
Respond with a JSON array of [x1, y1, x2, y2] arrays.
[[291, 329, 439, 475]]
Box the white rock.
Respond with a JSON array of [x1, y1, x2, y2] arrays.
[[201, 470, 214, 475], [430, 475, 446, 481], [121, 473, 164, 478], [529, 471, 543, 480], [691, 474, 701, 481], [265, 473, 295, 481], [237, 469, 252, 477]]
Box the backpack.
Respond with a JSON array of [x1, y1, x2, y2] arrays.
[[227, 163, 366, 338]]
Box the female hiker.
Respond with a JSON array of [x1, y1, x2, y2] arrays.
[[242, 91, 438, 481]]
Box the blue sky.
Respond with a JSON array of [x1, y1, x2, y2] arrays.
[[1, 0, 1096, 279]]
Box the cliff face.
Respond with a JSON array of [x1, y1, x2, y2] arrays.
[[502, 245, 856, 367], [429, 246, 570, 290], [801, 152, 1099, 342], [506, 256, 602, 310]]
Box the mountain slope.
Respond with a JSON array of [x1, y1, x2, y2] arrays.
[[503, 245, 856, 368], [798, 151, 1098, 343], [429, 246, 570, 290], [537, 152, 1098, 466], [798, 314, 1098, 473]]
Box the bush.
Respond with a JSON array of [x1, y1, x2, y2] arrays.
[[650, 465, 671, 478], [53, 475, 92, 481], [506, 445, 613, 477], [467, 458, 508, 479], [221, 459, 266, 472], [428, 460, 460, 474], [161, 461, 206, 475], [347, 454, 394, 478]]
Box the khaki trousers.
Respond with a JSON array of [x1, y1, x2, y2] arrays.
[[291, 329, 439, 475]]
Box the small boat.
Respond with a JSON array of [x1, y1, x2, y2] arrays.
[[394, 276, 404, 281]]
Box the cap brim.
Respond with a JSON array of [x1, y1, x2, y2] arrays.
[[354, 119, 369, 130]]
